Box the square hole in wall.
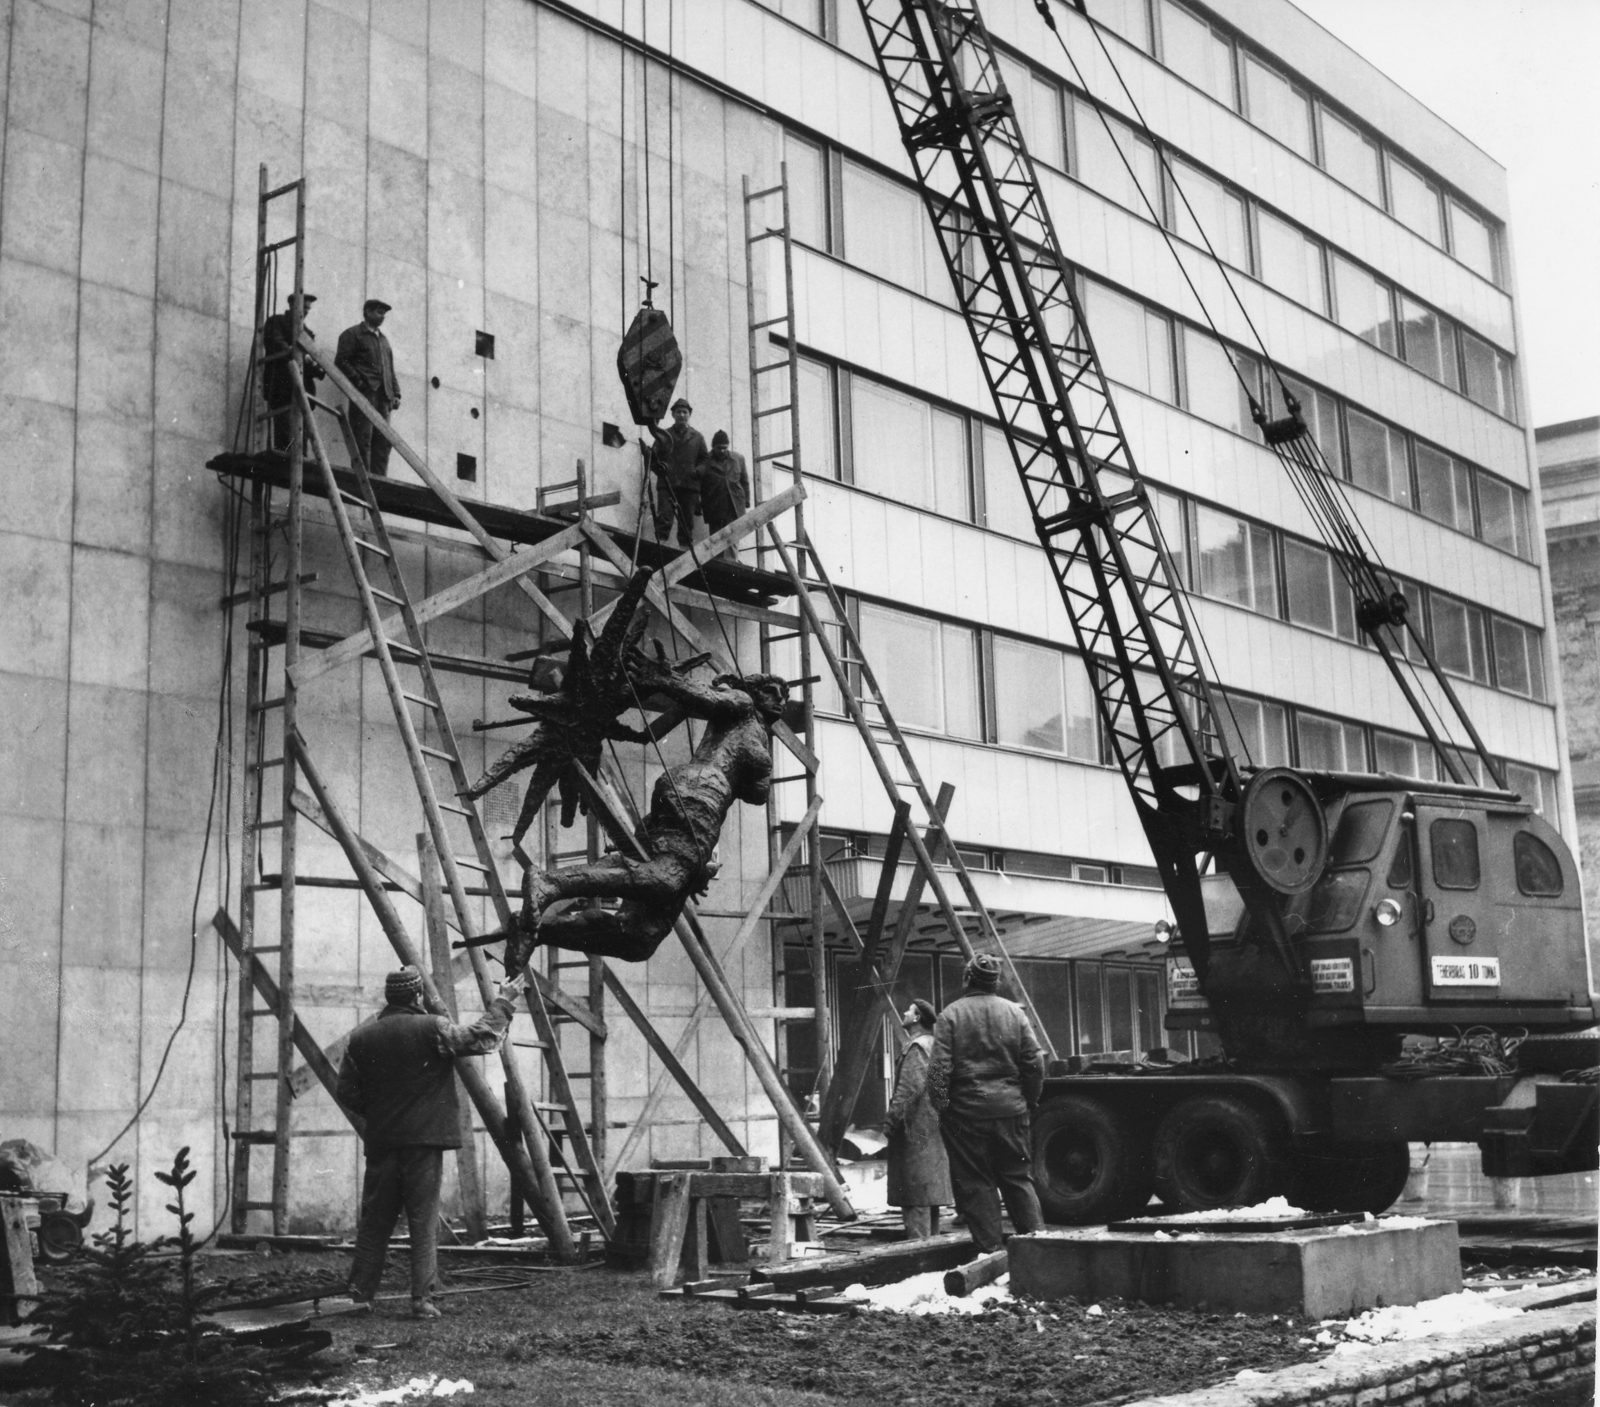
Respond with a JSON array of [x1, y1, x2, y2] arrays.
[[475, 330, 495, 359], [456, 453, 477, 482]]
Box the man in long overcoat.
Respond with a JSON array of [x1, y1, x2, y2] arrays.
[[884, 998, 953, 1239]]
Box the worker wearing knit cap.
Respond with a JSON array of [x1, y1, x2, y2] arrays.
[[337, 964, 524, 1318], [927, 954, 1046, 1252]]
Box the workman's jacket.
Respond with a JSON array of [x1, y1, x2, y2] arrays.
[[885, 1032, 953, 1207], [335, 322, 400, 408], [927, 989, 1044, 1122], [336, 996, 514, 1155], [699, 449, 750, 528], [649, 423, 710, 488], [261, 314, 323, 405]]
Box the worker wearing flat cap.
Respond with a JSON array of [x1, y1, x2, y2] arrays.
[[261, 292, 324, 452], [337, 964, 525, 1318], [927, 954, 1046, 1252], [645, 397, 709, 547], [335, 297, 401, 478], [885, 998, 953, 1240]]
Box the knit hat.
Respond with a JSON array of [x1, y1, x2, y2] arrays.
[[385, 966, 424, 1005], [964, 954, 1003, 991]]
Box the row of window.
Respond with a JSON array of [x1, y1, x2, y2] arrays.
[[1151, 488, 1547, 700], [815, 827, 1164, 890], [779, 334, 1535, 564], [809, 591, 1555, 818], [1071, 0, 1503, 285], [989, 52, 1519, 422]]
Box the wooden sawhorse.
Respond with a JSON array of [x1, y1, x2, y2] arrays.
[[649, 1171, 825, 1289]]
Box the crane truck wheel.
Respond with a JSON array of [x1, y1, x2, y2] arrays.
[[1151, 1095, 1289, 1211], [1031, 1096, 1152, 1223], [1292, 1141, 1410, 1215]]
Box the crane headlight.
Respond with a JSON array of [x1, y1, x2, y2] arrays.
[[1374, 898, 1402, 928]]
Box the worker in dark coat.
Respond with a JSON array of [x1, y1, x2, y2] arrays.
[[261, 292, 323, 452], [335, 297, 401, 478], [698, 430, 750, 552], [337, 965, 521, 1318], [885, 998, 953, 1240], [927, 954, 1045, 1253], [646, 398, 708, 547]]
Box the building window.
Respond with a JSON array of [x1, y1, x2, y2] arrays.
[[1181, 331, 1255, 437], [1211, 691, 1291, 768], [1345, 408, 1411, 508], [1317, 106, 1383, 204], [1460, 331, 1517, 421], [1255, 208, 1326, 314], [1386, 153, 1444, 246], [1152, 487, 1188, 586], [1490, 617, 1545, 700], [1167, 158, 1251, 271], [1297, 710, 1367, 771], [1086, 0, 1152, 51], [1398, 297, 1462, 392], [783, 131, 830, 251], [858, 603, 983, 738], [980, 424, 1036, 539], [1449, 200, 1498, 283], [1075, 964, 1105, 1053], [1475, 473, 1532, 560], [1430, 592, 1490, 684], [1193, 503, 1279, 617], [1083, 280, 1174, 402], [1374, 730, 1436, 781], [1283, 538, 1356, 640], [1242, 53, 1313, 159], [849, 376, 972, 518], [785, 355, 838, 481], [1157, 0, 1235, 108], [1069, 97, 1161, 219], [1503, 762, 1559, 832], [840, 159, 947, 303], [1331, 255, 1397, 355], [992, 636, 1098, 759], [999, 53, 1065, 171], [1414, 443, 1475, 534]]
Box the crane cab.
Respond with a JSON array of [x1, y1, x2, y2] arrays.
[[1168, 778, 1595, 1046]]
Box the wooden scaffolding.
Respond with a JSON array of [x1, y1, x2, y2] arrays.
[[214, 165, 1039, 1247]]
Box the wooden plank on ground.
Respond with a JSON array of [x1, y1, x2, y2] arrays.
[[752, 1230, 978, 1290]]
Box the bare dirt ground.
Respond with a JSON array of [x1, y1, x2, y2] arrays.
[[186, 1249, 1323, 1406]]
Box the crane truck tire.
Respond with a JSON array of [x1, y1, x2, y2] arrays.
[[1151, 1095, 1289, 1211], [1031, 1095, 1152, 1223], [1292, 1140, 1410, 1215]]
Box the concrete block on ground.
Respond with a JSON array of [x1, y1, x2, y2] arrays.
[[1008, 1220, 1462, 1319]]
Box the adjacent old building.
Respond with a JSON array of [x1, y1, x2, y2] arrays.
[[0, 0, 1572, 1229]]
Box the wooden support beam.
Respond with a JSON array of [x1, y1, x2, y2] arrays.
[[752, 1229, 977, 1290], [420, 831, 489, 1242], [817, 790, 951, 1157], [213, 908, 363, 1132], [287, 732, 578, 1260], [292, 521, 585, 687], [944, 1248, 1008, 1298]]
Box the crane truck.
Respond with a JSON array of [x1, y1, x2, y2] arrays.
[[850, 0, 1598, 1219]]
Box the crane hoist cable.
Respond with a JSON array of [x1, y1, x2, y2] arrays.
[[1032, 0, 1502, 788]]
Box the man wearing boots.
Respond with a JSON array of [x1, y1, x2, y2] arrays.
[[927, 954, 1045, 1253], [337, 965, 522, 1318]]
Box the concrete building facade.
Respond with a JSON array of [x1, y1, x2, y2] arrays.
[[1537, 415, 1599, 949], [0, 0, 1572, 1232]]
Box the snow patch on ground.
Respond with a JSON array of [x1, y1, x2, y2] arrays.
[[840, 1269, 1013, 1316], [1329, 1290, 1523, 1349], [1127, 1197, 1312, 1222], [325, 1376, 475, 1405]]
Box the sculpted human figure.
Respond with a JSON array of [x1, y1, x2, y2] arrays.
[[505, 651, 788, 970], [460, 568, 656, 855]]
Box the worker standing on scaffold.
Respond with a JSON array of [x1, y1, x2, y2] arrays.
[[646, 397, 709, 547]]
